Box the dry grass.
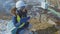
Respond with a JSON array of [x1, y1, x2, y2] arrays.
[[29, 17, 55, 31]]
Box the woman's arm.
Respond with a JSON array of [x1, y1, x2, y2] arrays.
[[12, 16, 21, 27]]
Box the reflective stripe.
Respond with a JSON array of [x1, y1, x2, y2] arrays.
[[18, 23, 25, 28]]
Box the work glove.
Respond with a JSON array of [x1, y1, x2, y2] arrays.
[[20, 16, 30, 23]]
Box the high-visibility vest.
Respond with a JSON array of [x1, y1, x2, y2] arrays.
[[17, 15, 25, 28]]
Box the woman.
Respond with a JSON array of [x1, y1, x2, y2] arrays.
[[11, 1, 30, 34]]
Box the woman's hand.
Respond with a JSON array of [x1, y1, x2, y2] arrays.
[[20, 17, 30, 23]]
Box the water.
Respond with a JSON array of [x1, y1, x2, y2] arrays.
[[0, 19, 9, 34]]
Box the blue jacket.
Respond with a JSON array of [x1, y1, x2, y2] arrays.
[[12, 16, 30, 28]]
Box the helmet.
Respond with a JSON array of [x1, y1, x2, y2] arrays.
[[16, 1, 26, 9]]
